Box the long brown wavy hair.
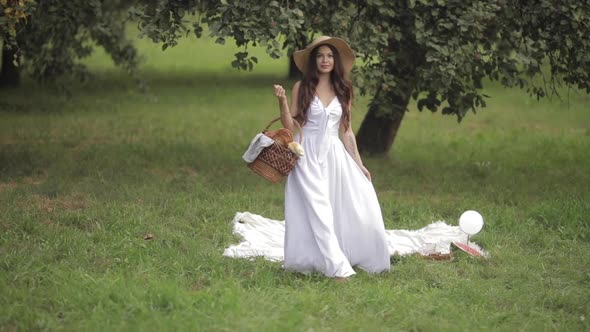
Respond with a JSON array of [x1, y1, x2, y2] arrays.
[[296, 44, 353, 131]]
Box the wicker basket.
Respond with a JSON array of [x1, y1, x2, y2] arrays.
[[247, 117, 302, 183]]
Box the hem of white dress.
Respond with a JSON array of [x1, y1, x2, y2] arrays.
[[356, 265, 390, 275], [283, 266, 357, 278]]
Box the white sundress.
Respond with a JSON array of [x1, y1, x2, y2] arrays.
[[283, 95, 391, 278]]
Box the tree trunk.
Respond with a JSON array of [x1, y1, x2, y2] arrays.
[[287, 35, 307, 80], [288, 55, 302, 80], [356, 88, 410, 156], [0, 42, 20, 87], [356, 9, 424, 156]]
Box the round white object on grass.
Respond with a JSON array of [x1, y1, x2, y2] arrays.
[[459, 210, 484, 235]]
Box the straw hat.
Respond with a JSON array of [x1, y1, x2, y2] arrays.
[[293, 36, 355, 75]]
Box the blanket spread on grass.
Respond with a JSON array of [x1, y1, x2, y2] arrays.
[[223, 212, 488, 261]]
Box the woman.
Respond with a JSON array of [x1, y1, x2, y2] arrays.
[[273, 36, 390, 280]]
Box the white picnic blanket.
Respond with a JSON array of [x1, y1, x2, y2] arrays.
[[223, 212, 488, 261]]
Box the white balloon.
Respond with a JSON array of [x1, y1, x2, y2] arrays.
[[459, 210, 484, 235]]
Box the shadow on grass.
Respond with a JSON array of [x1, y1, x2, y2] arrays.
[[0, 131, 268, 192], [0, 71, 290, 113]]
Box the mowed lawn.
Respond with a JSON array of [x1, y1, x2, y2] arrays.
[[1, 33, 589, 331]]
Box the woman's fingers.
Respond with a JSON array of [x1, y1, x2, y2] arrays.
[[273, 85, 286, 98], [361, 166, 372, 182]]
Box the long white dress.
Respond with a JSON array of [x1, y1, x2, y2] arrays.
[[283, 95, 390, 278]]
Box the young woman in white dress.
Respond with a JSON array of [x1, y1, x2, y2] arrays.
[[273, 36, 390, 280]]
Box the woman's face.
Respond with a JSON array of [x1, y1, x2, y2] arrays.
[[315, 45, 334, 75]]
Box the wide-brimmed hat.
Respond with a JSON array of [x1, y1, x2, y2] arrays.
[[293, 36, 355, 75]]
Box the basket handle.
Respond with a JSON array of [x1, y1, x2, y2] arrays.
[[264, 117, 303, 143]]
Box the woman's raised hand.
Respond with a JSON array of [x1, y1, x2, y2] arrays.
[[273, 85, 287, 101]]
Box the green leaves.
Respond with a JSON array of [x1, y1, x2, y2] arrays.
[[0, 0, 37, 47], [10, 0, 589, 122], [2, 0, 139, 84]]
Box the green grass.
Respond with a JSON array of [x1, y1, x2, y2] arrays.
[[1, 32, 589, 331]]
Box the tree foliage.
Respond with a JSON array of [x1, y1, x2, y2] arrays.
[[135, 0, 590, 153], [3, 0, 589, 153], [0, 0, 139, 85], [0, 0, 36, 46]]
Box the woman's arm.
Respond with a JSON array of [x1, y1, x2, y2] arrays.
[[273, 82, 300, 133], [340, 104, 372, 181]]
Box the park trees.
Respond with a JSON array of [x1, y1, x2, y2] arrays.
[[4, 0, 589, 154], [135, 0, 590, 154], [0, 0, 139, 87], [0, 0, 35, 86]]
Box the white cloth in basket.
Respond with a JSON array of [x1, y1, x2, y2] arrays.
[[242, 133, 275, 163]]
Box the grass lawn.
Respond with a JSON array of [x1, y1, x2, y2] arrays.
[[1, 32, 589, 331]]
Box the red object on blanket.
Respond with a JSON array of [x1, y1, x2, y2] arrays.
[[452, 241, 483, 256]]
